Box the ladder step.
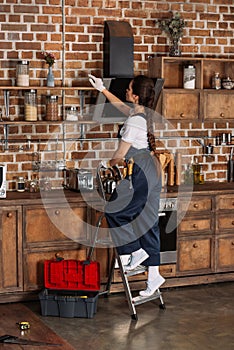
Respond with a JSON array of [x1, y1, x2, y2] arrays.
[[125, 265, 147, 277], [132, 290, 161, 306]]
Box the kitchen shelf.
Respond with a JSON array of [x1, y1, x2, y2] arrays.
[[148, 56, 234, 120], [0, 86, 95, 91]]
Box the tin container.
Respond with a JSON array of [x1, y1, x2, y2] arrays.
[[16, 60, 29, 87], [183, 65, 196, 89]]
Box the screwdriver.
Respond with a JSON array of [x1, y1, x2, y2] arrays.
[[127, 158, 134, 189]]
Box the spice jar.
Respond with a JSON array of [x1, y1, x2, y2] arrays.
[[24, 89, 37, 121], [45, 95, 59, 121], [17, 177, 25, 192], [16, 60, 29, 87], [66, 106, 78, 121], [211, 72, 221, 90]]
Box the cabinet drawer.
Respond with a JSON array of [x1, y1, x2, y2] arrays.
[[179, 217, 212, 234], [204, 92, 234, 119], [217, 195, 234, 210], [179, 197, 212, 213], [163, 91, 199, 120], [24, 205, 88, 244], [177, 237, 213, 273], [216, 237, 234, 270], [217, 215, 234, 231]]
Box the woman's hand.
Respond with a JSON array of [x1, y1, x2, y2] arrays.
[[88, 74, 106, 92]]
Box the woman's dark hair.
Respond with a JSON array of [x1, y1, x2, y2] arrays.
[[132, 75, 156, 153]]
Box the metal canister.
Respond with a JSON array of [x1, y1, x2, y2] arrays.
[[183, 65, 196, 89], [16, 60, 29, 87], [24, 90, 37, 121], [45, 95, 58, 121]]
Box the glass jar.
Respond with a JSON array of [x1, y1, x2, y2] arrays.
[[45, 95, 58, 121], [16, 60, 29, 87], [24, 89, 37, 121], [66, 106, 78, 121], [212, 72, 221, 90], [17, 176, 25, 192]]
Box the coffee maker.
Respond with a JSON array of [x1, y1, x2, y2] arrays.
[[0, 164, 6, 198]]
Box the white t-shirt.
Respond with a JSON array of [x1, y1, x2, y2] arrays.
[[120, 114, 148, 149]]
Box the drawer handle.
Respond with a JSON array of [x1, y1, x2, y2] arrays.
[[193, 204, 199, 209], [193, 223, 198, 229], [232, 221, 234, 226], [193, 243, 198, 248], [232, 242, 234, 246], [220, 112, 225, 118], [7, 212, 12, 218], [55, 210, 60, 215], [180, 113, 185, 118]]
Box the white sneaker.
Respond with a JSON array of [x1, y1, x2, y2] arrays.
[[124, 249, 149, 271], [139, 275, 165, 297]]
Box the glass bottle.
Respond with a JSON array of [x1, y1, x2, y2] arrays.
[[16, 60, 29, 87], [199, 165, 205, 184], [192, 158, 201, 185], [211, 72, 221, 90], [24, 89, 37, 121], [17, 176, 25, 192], [45, 95, 59, 121]]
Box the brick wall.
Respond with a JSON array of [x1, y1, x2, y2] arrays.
[[0, 0, 234, 190]]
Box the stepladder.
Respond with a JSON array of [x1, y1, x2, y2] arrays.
[[94, 164, 166, 320], [104, 249, 166, 321]]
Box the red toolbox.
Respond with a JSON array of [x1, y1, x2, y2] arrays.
[[44, 259, 100, 291]]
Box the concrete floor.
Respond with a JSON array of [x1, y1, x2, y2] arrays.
[[27, 282, 234, 350]]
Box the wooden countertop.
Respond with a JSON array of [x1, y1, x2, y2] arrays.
[[165, 182, 234, 196], [1, 182, 234, 206]]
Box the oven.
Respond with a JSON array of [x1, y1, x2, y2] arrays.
[[159, 197, 177, 264]]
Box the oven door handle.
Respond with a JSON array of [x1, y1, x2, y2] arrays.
[[158, 212, 166, 217]]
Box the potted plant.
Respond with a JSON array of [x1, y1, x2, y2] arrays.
[[157, 12, 186, 56]]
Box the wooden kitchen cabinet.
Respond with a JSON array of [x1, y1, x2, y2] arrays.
[[216, 237, 234, 271], [177, 195, 214, 275], [163, 90, 200, 120], [177, 237, 213, 273], [215, 194, 234, 272], [148, 56, 234, 121], [204, 91, 234, 119], [0, 206, 23, 293], [23, 203, 90, 290]]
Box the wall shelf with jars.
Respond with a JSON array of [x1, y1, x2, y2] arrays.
[[148, 56, 234, 121], [0, 86, 96, 123]]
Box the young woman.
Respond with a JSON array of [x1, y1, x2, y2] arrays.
[[89, 74, 165, 297]]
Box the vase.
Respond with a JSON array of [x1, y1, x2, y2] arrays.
[[169, 39, 181, 57], [47, 66, 54, 87]]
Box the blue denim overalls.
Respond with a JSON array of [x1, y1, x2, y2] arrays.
[[105, 145, 162, 266]]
